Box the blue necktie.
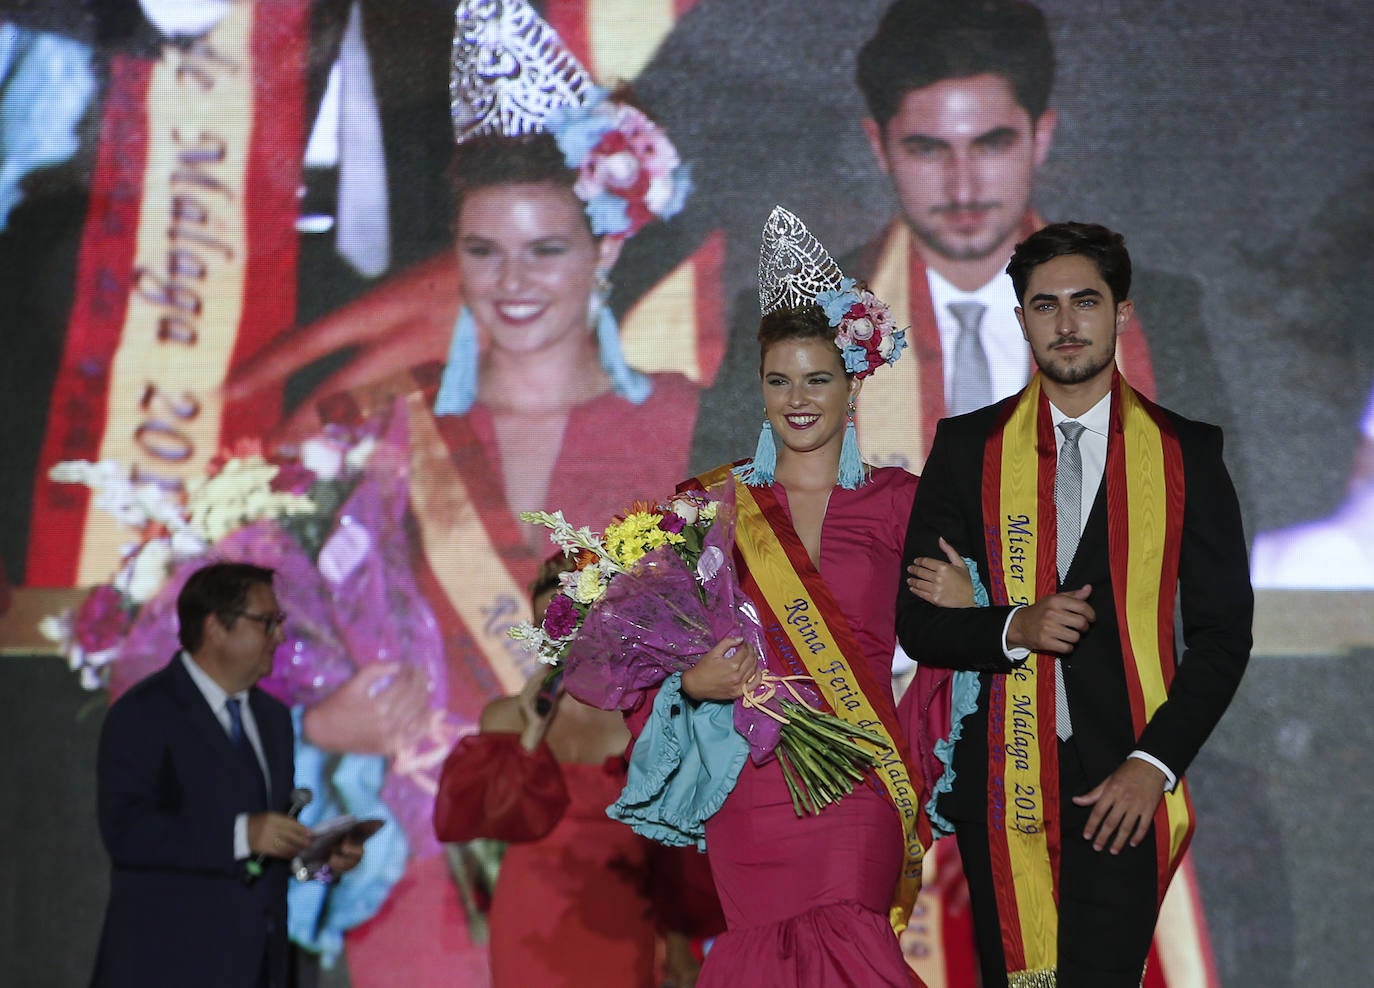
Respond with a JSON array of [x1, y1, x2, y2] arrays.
[[225, 697, 268, 806]]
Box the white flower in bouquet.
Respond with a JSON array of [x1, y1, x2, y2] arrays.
[[345, 435, 378, 473], [570, 565, 607, 605], [169, 525, 209, 562], [119, 538, 173, 604], [668, 496, 700, 525], [300, 436, 347, 481], [186, 457, 315, 542]]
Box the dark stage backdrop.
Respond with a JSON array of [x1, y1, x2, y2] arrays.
[[2, 1, 1372, 985]]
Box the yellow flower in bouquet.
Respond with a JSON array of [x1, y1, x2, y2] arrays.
[[604, 510, 686, 568]]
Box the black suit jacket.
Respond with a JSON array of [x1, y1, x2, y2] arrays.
[[90, 655, 296, 988], [895, 394, 1253, 822]]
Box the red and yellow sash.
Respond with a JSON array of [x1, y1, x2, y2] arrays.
[[695, 466, 931, 932], [979, 372, 1193, 983], [28, 1, 308, 586], [407, 392, 542, 709]]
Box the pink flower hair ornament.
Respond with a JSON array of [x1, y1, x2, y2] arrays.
[[815, 277, 908, 379], [546, 87, 692, 238]]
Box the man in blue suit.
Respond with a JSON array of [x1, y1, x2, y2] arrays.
[[91, 562, 359, 988]]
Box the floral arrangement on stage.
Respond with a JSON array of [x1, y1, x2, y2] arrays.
[[510, 485, 886, 817]]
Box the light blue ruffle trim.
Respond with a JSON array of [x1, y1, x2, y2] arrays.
[[286, 707, 409, 967], [607, 672, 748, 850], [925, 559, 988, 838]]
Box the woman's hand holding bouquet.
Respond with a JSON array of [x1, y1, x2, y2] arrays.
[[680, 636, 760, 701], [511, 482, 888, 817]]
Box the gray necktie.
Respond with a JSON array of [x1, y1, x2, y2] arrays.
[[1054, 420, 1086, 740], [947, 301, 993, 415]]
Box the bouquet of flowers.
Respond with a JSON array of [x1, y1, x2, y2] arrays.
[[40, 433, 365, 693], [40, 409, 461, 839], [510, 482, 888, 817]]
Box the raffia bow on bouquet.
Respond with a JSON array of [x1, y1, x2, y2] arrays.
[[509, 481, 886, 817]]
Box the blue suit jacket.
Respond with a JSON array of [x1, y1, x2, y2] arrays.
[[90, 655, 296, 988]]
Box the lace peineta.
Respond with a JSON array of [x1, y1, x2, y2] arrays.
[[449, 0, 594, 143]]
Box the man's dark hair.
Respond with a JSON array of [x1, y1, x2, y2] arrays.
[[1006, 222, 1133, 307], [176, 562, 276, 654], [855, 0, 1055, 127]]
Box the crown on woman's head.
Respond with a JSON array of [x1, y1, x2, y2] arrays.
[[450, 0, 594, 143], [449, 0, 690, 238], [758, 206, 846, 316], [757, 207, 907, 380]]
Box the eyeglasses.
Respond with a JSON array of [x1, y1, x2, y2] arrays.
[[230, 610, 289, 635]]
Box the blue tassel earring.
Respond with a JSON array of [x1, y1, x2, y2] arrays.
[[433, 305, 480, 416], [734, 420, 777, 486], [837, 401, 866, 489], [595, 301, 652, 405]]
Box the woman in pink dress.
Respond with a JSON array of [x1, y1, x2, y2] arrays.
[[269, 3, 701, 982], [618, 208, 971, 987]]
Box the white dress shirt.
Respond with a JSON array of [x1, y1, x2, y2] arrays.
[[927, 266, 1031, 408]]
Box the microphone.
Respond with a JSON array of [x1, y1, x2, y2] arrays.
[[244, 787, 312, 883], [534, 667, 564, 717]]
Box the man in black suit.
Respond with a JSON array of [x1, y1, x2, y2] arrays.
[[91, 562, 361, 988], [897, 222, 1252, 987]]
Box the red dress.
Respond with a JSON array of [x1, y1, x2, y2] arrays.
[[336, 373, 700, 985], [435, 733, 721, 987], [697, 467, 922, 987]]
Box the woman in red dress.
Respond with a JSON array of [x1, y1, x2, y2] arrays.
[[436, 556, 723, 987], [281, 2, 702, 982]]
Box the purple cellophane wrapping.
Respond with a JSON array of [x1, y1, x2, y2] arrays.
[[110, 521, 354, 706], [320, 404, 452, 855], [562, 481, 804, 763]]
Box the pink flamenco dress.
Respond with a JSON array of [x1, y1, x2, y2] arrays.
[[434, 732, 723, 987], [617, 467, 923, 987]]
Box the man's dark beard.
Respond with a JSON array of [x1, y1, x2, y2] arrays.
[[1036, 339, 1116, 385], [907, 203, 1016, 263]]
